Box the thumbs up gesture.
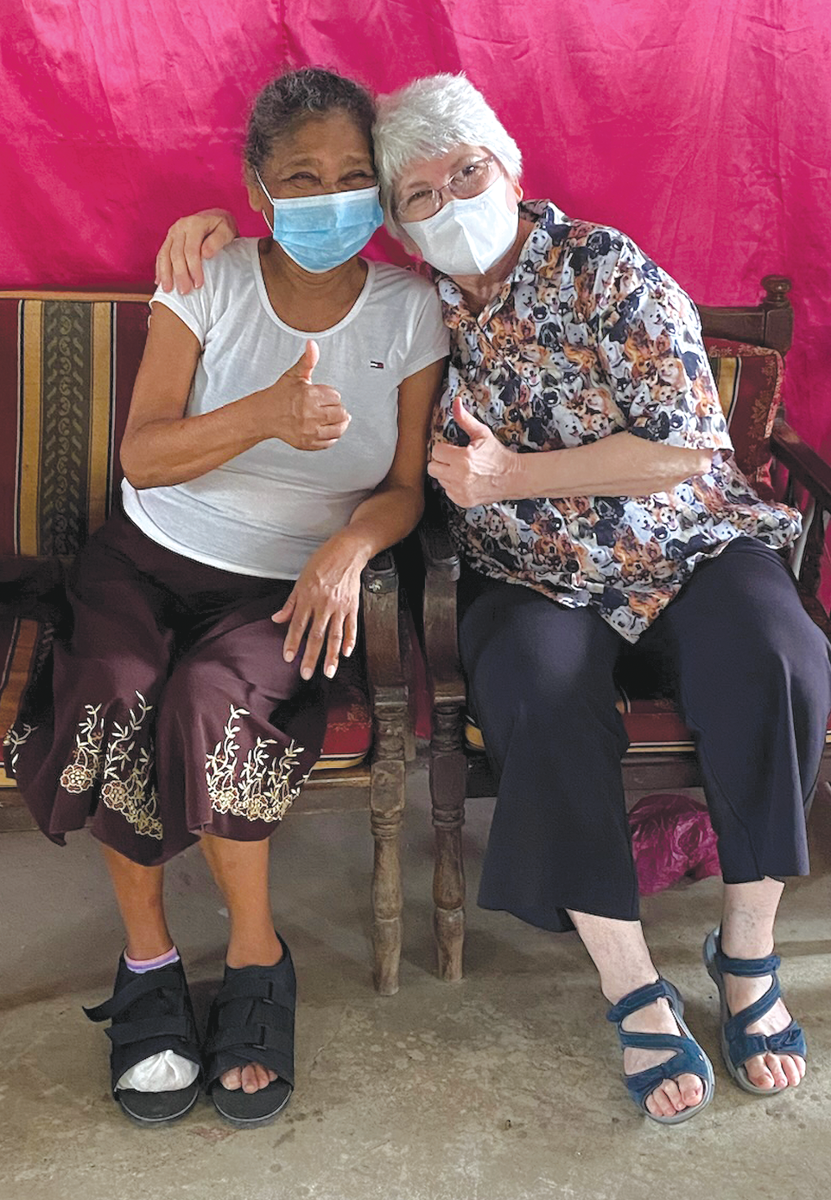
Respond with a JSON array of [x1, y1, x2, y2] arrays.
[[262, 339, 351, 451], [427, 395, 518, 507]]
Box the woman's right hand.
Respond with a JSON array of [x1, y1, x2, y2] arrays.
[[155, 209, 239, 295], [258, 339, 352, 451]]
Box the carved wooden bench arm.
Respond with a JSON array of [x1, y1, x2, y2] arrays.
[[361, 549, 407, 704], [417, 510, 466, 710], [771, 418, 831, 615]]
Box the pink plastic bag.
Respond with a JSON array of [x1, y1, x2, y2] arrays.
[[628, 793, 721, 896]]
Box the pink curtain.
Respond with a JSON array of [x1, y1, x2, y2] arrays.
[[2, 0, 829, 450]]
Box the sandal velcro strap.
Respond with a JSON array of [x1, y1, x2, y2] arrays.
[[713, 948, 781, 977], [606, 979, 678, 1025], [624, 1037, 712, 1112]]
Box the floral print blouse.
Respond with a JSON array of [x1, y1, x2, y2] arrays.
[[431, 200, 801, 642]]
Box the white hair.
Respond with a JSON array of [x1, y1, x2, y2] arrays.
[[373, 73, 522, 238]]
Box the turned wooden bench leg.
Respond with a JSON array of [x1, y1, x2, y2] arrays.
[[369, 709, 406, 996], [431, 703, 467, 982]]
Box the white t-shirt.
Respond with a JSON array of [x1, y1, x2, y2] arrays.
[[122, 239, 448, 577]]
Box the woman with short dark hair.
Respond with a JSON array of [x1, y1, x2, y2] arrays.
[[5, 67, 447, 1128]]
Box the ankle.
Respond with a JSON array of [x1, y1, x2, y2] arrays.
[[719, 926, 775, 961], [226, 930, 283, 970], [601, 971, 660, 1007], [124, 936, 175, 961]]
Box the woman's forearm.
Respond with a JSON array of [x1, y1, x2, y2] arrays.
[[323, 481, 425, 570], [508, 432, 714, 500], [120, 393, 265, 488]]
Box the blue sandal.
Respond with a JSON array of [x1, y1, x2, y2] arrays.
[[606, 978, 715, 1124], [703, 928, 806, 1095]]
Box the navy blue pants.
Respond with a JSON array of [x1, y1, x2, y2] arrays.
[[458, 539, 831, 932]]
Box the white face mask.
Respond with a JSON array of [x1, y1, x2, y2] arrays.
[[403, 176, 519, 277]]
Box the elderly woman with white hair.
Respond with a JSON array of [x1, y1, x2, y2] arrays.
[[159, 73, 831, 1125]]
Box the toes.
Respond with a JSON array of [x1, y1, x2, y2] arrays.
[[645, 1074, 704, 1119], [744, 1055, 777, 1090], [254, 1063, 273, 1090], [775, 1054, 804, 1089], [241, 1065, 260, 1094], [646, 1079, 682, 1119], [764, 1053, 789, 1090], [240, 1062, 275, 1093], [221, 1067, 242, 1091], [679, 1073, 704, 1108], [782, 1056, 802, 1094]]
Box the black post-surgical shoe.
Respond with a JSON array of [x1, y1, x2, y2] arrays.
[[84, 955, 202, 1124], [204, 936, 296, 1127]]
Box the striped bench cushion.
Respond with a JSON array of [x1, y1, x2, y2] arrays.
[[463, 699, 831, 757], [704, 338, 783, 496]]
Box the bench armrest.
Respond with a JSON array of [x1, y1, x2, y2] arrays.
[[771, 419, 831, 512], [361, 549, 406, 697], [417, 510, 466, 709]]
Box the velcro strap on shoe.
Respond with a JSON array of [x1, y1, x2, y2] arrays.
[[606, 979, 677, 1025], [724, 978, 781, 1042], [83, 968, 184, 1022], [207, 1022, 293, 1057], [714, 949, 781, 977], [766, 1022, 807, 1058], [727, 1012, 806, 1068], [106, 1015, 193, 1047], [213, 972, 294, 1013]]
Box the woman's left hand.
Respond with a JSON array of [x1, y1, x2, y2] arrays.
[[428, 397, 519, 507], [271, 543, 364, 680]]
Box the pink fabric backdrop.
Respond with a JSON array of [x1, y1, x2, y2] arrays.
[[2, 0, 830, 451]]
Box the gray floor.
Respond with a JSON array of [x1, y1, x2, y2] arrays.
[[1, 764, 830, 1200]]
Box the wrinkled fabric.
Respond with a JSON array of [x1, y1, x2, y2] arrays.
[[2, 0, 829, 459], [629, 794, 721, 895]]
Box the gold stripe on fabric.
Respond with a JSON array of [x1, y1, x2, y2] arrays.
[[311, 753, 369, 771], [0, 290, 152, 303], [88, 303, 113, 536], [19, 302, 43, 556], [715, 356, 740, 423], [0, 620, 39, 787]]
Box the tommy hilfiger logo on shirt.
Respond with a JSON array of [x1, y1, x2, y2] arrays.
[[369, 360, 385, 369]]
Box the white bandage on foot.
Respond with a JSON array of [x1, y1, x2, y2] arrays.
[[116, 946, 199, 1092], [117, 1051, 199, 1092]]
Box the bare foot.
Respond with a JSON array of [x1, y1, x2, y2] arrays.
[[622, 998, 706, 1119], [721, 970, 805, 1090]]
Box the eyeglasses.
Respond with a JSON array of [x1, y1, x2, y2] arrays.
[[397, 154, 500, 223]]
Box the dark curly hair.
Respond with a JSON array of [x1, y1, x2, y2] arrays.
[[244, 67, 376, 173]]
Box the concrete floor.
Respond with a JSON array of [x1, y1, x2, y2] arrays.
[[1, 764, 830, 1200]]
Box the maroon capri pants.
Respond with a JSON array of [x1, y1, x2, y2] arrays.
[[5, 510, 328, 866]]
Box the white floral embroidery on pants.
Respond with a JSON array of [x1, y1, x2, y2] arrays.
[[3, 721, 38, 773], [59, 693, 162, 839], [206, 705, 308, 823]]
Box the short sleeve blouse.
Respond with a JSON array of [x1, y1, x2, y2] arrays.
[[432, 201, 801, 642]]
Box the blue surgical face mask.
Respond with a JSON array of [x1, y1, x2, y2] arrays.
[[255, 169, 384, 273]]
